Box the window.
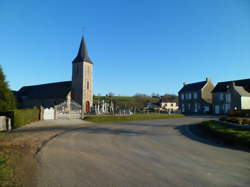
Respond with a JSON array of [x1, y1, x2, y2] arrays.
[[189, 93, 192, 99], [181, 94, 184, 100], [188, 103, 191, 110], [194, 102, 198, 112], [193, 92, 197, 99], [226, 94, 231, 103], [220, 93, 224, 101], [186, 93, 189, 99], [87, 81, 90, 89]]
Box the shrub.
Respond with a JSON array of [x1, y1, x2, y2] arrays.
[[219, 116, 250, 125], [242, 119, 250, 125], [228, 110, 250, 117], [219, 116, 227, 121], [228, 117, 240, 124], [12, 109, 40, 128], [200, 121, 250, 148]]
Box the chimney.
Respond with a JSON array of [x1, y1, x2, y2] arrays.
[[230, 81, 235, 88], [206, 77, 212, 82], [183, 82, 187, 86]]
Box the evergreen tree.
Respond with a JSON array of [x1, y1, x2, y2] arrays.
[[0, 65, 16, 112]]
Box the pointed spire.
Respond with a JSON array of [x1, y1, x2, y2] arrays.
[[73, 36, 93, 64]]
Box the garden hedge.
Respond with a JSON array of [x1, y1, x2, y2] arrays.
[[0, 109, 40, 128], [219, 116, 250, 125], [228, 110, 250, 117], [200, 121, 250, 148]]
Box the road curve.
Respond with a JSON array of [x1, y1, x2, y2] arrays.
[[36, 117, 250, 187]]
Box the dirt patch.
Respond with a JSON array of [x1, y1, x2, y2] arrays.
[[0, 135, 38, 186]]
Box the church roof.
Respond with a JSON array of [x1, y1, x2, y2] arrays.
[[18, 81, 71, 99], [72, 37, 93, 64]]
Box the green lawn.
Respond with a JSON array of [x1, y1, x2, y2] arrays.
[[84, 113, 184, 123], [200, 120, 250, 148]]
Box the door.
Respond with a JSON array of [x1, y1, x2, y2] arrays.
[[86, 101, 90, 113]]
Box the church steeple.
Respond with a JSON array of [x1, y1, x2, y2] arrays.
[[71, 36, 93, 113], [72, 37, 92, 64]]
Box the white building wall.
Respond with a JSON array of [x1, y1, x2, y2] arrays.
[[241, 97, 250, 109]]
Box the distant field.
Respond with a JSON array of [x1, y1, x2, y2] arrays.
[[84, 113, 184, 123]]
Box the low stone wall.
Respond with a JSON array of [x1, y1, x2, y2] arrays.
[[0, 116, 12, 131]]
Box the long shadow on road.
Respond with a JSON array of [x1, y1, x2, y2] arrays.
[[176, 124, 250, 153]]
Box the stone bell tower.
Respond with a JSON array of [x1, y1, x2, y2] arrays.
[[71, 36, 93, 113]]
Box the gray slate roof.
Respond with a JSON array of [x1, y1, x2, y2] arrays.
[[179, 81, 207, 93], [72, 37, 93, 64], [212, 78, 250, 93], [18, 81, 71, 99]]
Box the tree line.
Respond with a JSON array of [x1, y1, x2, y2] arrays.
[[0, 66, 16, 112]]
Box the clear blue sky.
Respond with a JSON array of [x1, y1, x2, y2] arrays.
[[0, 0, 249, 96]]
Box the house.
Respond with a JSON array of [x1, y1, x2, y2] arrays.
[[160, 102, 179, 112], [146, 97, 178, 112], [146, 102, 161, 111], [178, 78, 214, 114], [15, 36, 93, 114], [212, 79, 250, 114]]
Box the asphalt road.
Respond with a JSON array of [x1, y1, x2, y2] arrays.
[[36, 117, 250, 187]]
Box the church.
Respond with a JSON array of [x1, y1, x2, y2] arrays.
[[15, 37, 93, 113]]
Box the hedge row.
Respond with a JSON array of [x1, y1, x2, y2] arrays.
[[228, 110, 250, 117], [0, 109, 40, 128], [200, 120, 250, 148], [219, 117, 250, 125]]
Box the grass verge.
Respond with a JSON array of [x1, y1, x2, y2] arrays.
[[0, 148, 17, 187], [0, 132, 35, 187], [199, 120, 250, 148], [84, 113, 184, 123]]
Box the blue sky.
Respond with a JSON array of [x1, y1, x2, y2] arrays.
[[0, 0, 249, 96]]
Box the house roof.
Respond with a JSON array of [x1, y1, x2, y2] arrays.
[[18, 81, 71, 99], [212, 78, 250, 93], [179, 81, 207, 93], [72, 37, 93, 64], [234, 86, 250, 96]]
